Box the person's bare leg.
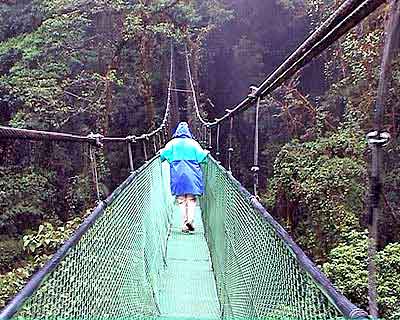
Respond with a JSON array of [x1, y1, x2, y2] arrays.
[[177, 195, 188, 232], [186, 194, 196, 231]]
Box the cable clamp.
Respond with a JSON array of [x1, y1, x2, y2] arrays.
[[366, 130, 390, 146], [126, 135, 137, 143], [87, 133, 103, 147], [249, 194, 261, 202], [248, 85, 259, 99], [251, 166, 260, 172], [349, 308, 369, 319]]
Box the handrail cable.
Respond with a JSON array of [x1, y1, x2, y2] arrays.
[[0, 126, 103, 145]]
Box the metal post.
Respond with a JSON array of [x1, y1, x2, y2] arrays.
[[366, 131, 389, 318], [366, 1, 399, 317], [368, 138, 380, 319]]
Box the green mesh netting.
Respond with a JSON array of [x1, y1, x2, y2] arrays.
[[5, 156, 360, 320], [200, 158, 345, 320], [12, 158, 174, 319]]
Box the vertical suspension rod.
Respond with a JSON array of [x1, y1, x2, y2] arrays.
[[89, 144, 101, 202], [127, 140, 135, 172], [143, 140, 148, 161], [251, 97, 261, 197], [208, 126, 212, 150], [216, 124, 221, 159], [203, 125, 207, 147], [228, 116, 234, 172], [153, 136, 157, 154]]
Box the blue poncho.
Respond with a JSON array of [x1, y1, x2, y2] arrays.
[[160, 122, 209, 196]]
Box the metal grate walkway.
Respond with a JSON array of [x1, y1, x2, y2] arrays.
[[158, 207, 220, 320]]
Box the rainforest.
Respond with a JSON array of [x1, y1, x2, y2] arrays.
[[0, 0, 399, 319]]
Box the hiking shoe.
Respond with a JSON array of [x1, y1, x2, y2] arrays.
[[186, 222, 195, 232], [182, 227, 190, 233]]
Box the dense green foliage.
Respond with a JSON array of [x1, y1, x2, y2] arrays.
[[0, 167, 56, 234], [265, 126, 367, 261], [323, 232, 400, 319], [0, 216, 83, 308]]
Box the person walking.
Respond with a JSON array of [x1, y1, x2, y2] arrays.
[[160, 122, 209, 233]]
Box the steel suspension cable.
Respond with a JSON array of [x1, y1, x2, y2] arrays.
[[186, 0, 385, 128], [185, 46, 208, 126], [255, 0, 385, 98]]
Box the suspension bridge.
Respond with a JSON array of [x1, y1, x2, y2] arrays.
[[0, 0, 394, 319]]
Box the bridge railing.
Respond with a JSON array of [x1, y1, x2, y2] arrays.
[[200, 156, 369, 320], [0, 157, 174, 320]]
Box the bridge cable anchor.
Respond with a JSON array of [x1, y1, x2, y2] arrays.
[[87, 133, 104, 147]]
